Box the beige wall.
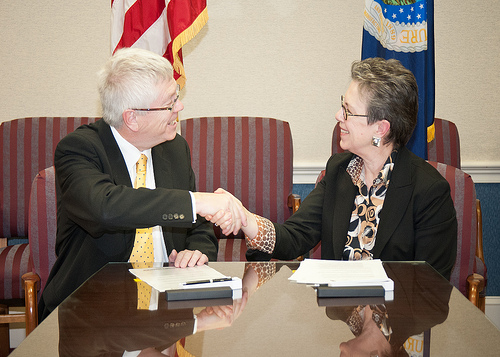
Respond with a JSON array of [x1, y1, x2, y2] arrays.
[[1, 1, 499, 175]]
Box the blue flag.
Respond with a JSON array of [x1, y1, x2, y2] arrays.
[[362, 0, 434, 159]]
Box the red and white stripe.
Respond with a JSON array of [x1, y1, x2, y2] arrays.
[[111, 0, 207, 87], [111, 0, 170, 57]]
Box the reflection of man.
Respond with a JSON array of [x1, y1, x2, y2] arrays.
[[326, 263, 452, 356], [58, 264, 246, 356], [40, 47, 246, 321], [58, 265, 193, 356], [194, 262, 285, 327]]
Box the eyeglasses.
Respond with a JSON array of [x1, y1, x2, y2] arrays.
[[131, 84, 180, 112], [341, 95, 368, 121]]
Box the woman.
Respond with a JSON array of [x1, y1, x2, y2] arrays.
[[213, 57, 457, 280]]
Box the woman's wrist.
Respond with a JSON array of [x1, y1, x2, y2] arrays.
[[244, 214, 276, 254]]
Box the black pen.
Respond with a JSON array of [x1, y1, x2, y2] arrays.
[[212, 277, 232, 283], [183, 277, 232, 286]]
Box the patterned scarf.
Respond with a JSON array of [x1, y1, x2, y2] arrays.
[[343, 151, 397, 261]]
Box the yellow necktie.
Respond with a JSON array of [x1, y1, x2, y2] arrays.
[[130, 154, 154, 263], [130, 154, 154, 309]]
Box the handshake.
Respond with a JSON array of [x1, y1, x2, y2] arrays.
[[193, 188, 257, 238]]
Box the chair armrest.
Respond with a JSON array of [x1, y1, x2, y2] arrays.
[[287, 194, 301, 214], [476, 199, 485, 264], [467, 273, 485, 313], [288, 194, 303, 260], [22, 272, 40, 335]]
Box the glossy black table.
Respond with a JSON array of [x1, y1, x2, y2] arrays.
[[11, 261, 500, 356]]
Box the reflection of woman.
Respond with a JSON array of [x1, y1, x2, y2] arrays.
[[328, 263, 452, 356], [337, 305, 392, 356], [213, 57, 457, 279]]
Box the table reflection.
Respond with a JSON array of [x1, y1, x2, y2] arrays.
[[57, 262, 452, 356], [324, 263, 452, 356], [57, 262, 281, 356], [58, 263, 193, 356]]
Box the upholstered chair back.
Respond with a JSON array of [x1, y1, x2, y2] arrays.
[[181, 116, 296, 261], [427, 118, 461, 169], [1, 117, 98, 241]]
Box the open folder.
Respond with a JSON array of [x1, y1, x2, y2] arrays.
[[289, 259, 394, 300], [129, 264, 242, 301]]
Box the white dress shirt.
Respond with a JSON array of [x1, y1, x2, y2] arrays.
[[111, 126, 169, 263], [110, 128, 199, 347]]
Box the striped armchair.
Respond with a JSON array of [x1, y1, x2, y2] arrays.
[[428, 161, 486, 311], [22, 166, 58, 335], [427, 118, 461, 169], [0, 117, 98, 349], [181, 116, 300, 261]]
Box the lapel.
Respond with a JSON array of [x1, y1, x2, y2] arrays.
[[331, 170, 357, 259], [372, 147, 413, 257], [151, 142, 176, 253], [151, 143, 174, 189], [324, 154, 358, 260], [96, 120, 132, 187]]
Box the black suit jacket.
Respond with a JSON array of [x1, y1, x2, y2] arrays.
[[270, 147, 457, 280], [39, 119, 217, 320]]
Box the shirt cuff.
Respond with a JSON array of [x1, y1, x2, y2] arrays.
[[189, 191, 197, 223], [193, 313, 198, 334]]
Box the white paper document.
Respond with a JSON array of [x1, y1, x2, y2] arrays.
[[289, 259, 394, 291], [129, 264, 228, 292]]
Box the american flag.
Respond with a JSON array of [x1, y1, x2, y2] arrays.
[[111, 0, 208, 88]]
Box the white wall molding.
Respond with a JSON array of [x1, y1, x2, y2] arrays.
[[293, 164, 325, 185], [485, 297, 500, 330], [462, 163, 500, 183], [293, 163, 500, 185]]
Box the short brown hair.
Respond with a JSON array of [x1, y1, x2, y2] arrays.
[[351, 57, 418, 148]]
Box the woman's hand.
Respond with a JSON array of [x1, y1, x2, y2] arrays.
[[194, 188, 247, 235]]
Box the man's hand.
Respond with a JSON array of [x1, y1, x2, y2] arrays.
[[196, 290, 249, 332], [169, 249, 208, 268], [193, 188, 247, 235], [208, 205, 258, 239]]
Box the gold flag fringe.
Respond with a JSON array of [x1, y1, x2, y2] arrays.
[[172, 7, 208, 88], [427, 121, 435, 143]]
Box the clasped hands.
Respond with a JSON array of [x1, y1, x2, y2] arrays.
[[174, 189, 250, 268], [194, 188, 249, 236]]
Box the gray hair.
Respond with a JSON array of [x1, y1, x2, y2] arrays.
[[97, 48, 174, 128], [351, 57, 418, 148]]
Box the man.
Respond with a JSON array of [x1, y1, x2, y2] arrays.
[[38, 48, 245, 321]]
